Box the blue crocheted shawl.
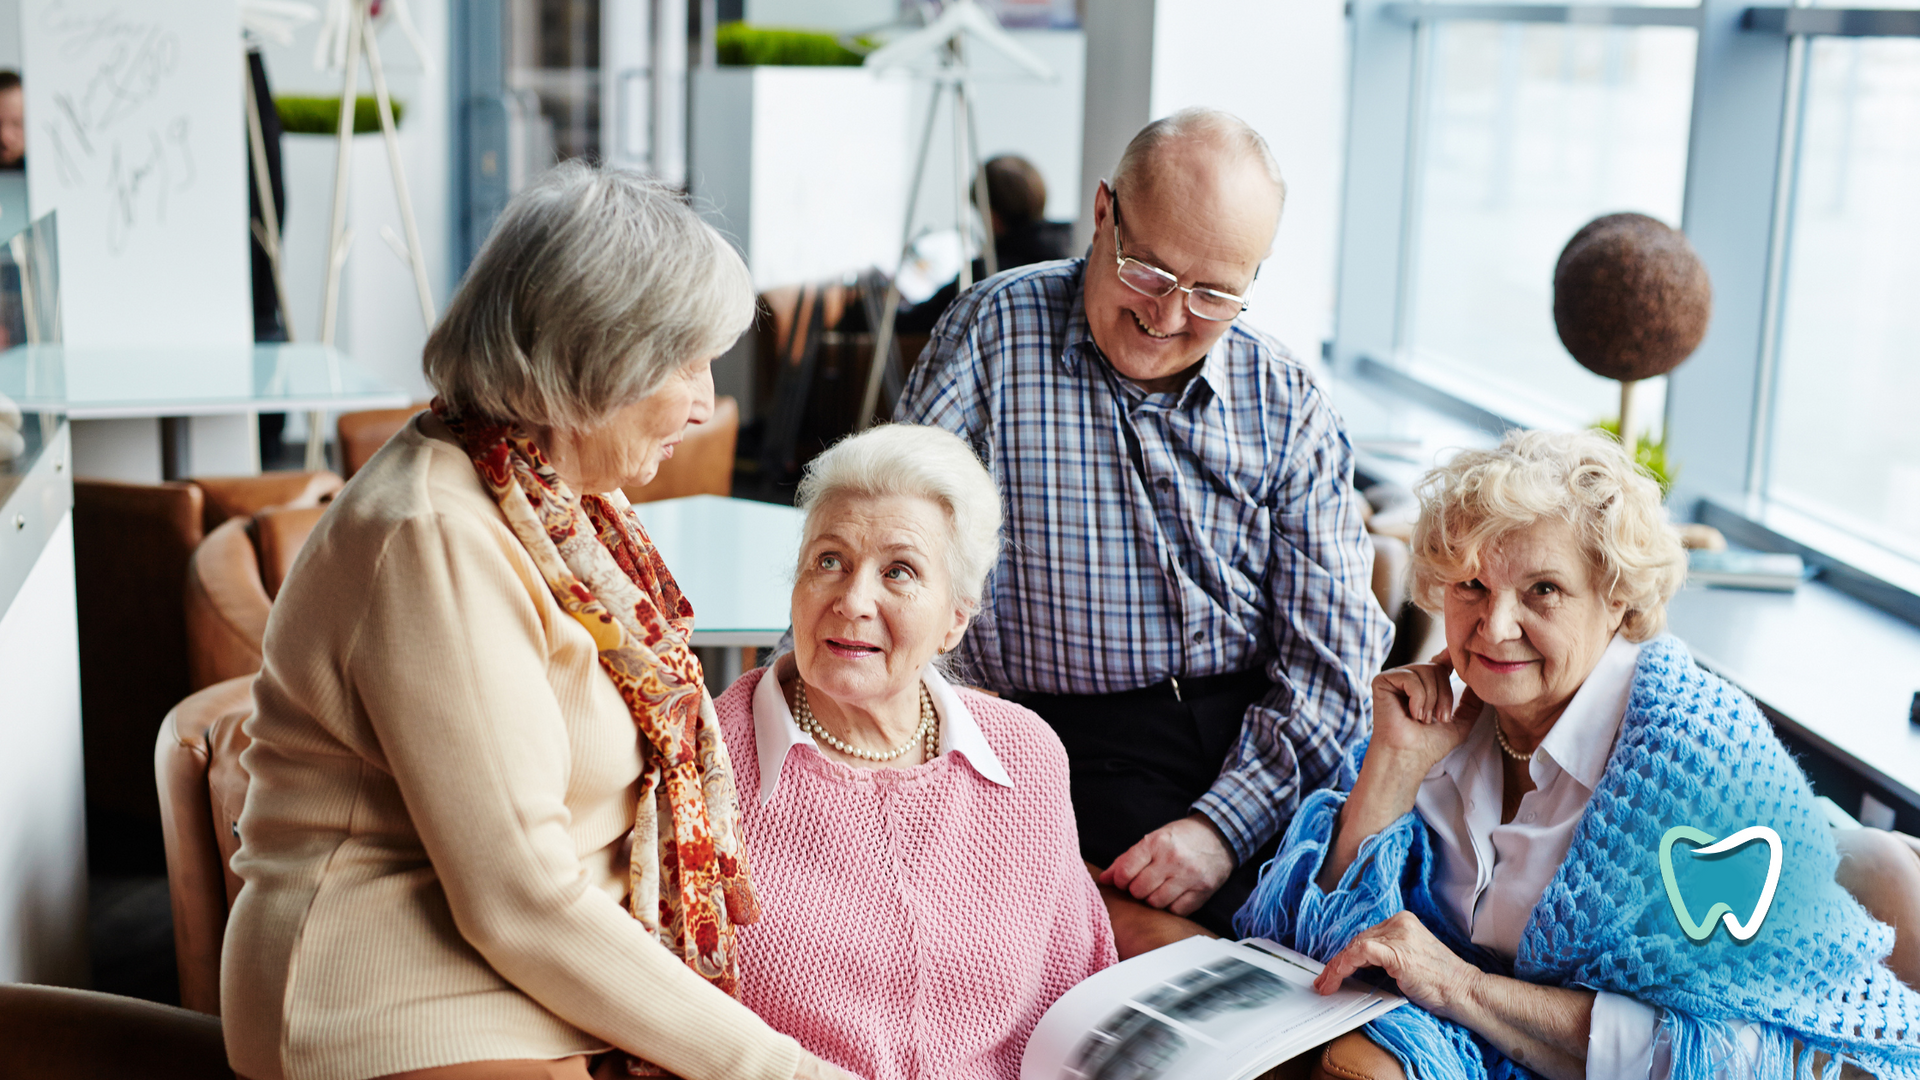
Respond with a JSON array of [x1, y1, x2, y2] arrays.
[[1235, 635, 1920, 1079]]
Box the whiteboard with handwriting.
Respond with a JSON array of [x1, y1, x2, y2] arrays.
[[22, 0, 251, 348]]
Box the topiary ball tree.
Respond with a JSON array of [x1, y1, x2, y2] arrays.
[[1552, 212, 1712, 443]]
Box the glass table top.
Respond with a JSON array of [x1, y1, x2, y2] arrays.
[[0, 343, 413, 418]]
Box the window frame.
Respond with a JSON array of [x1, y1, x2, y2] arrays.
[[1332, 0, 1920, 625]]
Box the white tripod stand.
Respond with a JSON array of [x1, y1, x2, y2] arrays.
[[305, 0, 436, 468], [856, 0, 1053, 428]]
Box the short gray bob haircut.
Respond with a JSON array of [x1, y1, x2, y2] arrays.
[[1113, 107, 1287, 213], [795, 424, 1003, 613], [424, 160, 754, 433]]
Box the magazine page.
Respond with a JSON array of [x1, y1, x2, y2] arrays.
[[1021, 937, 1405, 1080]]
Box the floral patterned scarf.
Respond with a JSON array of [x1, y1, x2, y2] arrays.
[[436, 403, 759, 1070]]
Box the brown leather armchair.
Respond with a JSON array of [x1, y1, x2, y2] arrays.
[[74, 472, 339, 869], [337, 404, 430, 480], [184, 505, 328, 691], [154, 675, 256, 1016], [0, 982, 233, 1080]]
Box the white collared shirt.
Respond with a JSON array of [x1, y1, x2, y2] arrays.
[[1417, 635, 1644, 964], [750, 656, 1014, 805], [1413, 634, 1766, 1068], [1411, 634, 1758, 1078]]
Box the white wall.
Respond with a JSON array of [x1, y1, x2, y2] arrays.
[[690, 66, 911, 290], [0, 0, 18, 68], [1081, 0, 1350, 365], [0, 512, 89, 987], [744, 0, 897, 31]]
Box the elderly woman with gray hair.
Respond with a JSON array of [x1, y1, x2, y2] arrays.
[[222, 163, 851, 1080], [713, 423, 1117, 1080], [1237, 429, 1920, 1080]]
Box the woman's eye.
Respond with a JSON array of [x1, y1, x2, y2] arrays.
[[816, 554, 842, 571], [1531, 581, 1560, 597], [1457, 578, 1485, 592], [884, 565, 915, 582]]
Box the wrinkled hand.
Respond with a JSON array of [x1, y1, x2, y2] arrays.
[[1369, 651, 1483, 774], [1099, 813, 1235, 916], [1314, 910, 1479, 1022], [0, 392, 22, 463], [792, 1050, 860, 1080]]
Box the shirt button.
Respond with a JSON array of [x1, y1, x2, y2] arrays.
[[1192, 630, 1204, 644], [1156, 477, 1171, 491], [1524, 812, 1536, 823]]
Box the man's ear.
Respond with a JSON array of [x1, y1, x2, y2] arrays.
[[1093, 179, 1113, 233]]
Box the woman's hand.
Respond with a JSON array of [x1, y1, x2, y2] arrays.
[[1367, 652, 1482, 774], [1317, 913, 1598, 1080], [1316, 653, 1483, 891], [792, 1050, 860, 1080], [1312, 911, 1478, 1020]]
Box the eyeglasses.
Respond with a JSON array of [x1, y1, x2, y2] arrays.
[[1108, 185, 1251, 323]]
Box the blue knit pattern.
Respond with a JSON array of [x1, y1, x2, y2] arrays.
[[1236, 636, 1920, 1079]]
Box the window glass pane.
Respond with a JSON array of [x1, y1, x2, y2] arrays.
[[507, 0, 602, 166], [1770, 37, 1920, 561], [1426, 0, 1696, 6], [1403, 23, 1696, 424]]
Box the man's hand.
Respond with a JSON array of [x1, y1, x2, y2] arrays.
[[1098, 813, 1235, 916]]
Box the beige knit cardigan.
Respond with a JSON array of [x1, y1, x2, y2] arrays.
[[220, 415, 800, 1080]]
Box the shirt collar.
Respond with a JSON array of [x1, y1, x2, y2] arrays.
[[751, 656, 1014, 805], [1431, 633, 1641, 795], [1534, 633, 1643, 791]]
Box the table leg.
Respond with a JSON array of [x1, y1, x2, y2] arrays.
[[696, 645, 745, 698]]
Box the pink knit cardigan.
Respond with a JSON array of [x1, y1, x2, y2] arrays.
[[716, 667, 1117, 1080]]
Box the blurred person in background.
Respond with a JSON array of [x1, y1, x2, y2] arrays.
[[897, 154, 1075, 333], [0, 71, 22, 171]]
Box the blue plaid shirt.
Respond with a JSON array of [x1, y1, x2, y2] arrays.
[[895, 259, 1393, 861]]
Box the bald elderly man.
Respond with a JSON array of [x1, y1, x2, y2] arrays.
[[895, 108, 1392, 938]]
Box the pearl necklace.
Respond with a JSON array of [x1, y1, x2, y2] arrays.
[[1493, 719, 1535, 762], [794, 681, 939, 763]]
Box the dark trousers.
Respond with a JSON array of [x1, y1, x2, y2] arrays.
[[1009, 669, 1282, 937]]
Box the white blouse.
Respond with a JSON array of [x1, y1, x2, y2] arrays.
[[749, 657, 1014, 805], [1412, 635, 1757, 1078]]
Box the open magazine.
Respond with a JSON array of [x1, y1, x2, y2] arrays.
[[1020, 936, 1406, 1080]]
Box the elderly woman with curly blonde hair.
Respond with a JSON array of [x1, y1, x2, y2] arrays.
[[1237, 429, 1920, 1080]]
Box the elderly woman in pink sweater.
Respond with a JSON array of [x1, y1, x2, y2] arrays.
[[714, 423, 1117, 1080]]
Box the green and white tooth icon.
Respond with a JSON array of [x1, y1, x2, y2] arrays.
[[1659, 825, 1783, 942]]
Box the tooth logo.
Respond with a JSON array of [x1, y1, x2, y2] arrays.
[[1659, 825, 1783, 942]]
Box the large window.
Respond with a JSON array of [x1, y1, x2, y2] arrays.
[[1335, 0, 1920, 620], [1771, 36, 1920, 562], [1406, 22, 1695, 423]]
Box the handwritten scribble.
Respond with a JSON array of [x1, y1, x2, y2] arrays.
[[44, 122, 84, 187], [37, 1, 193, 254]]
